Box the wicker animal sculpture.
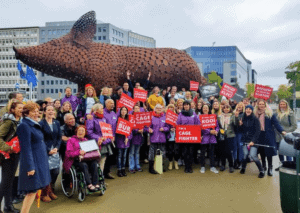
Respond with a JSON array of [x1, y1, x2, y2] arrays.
[[14, 11, 206, 93]]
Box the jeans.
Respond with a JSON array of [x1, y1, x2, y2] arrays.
[[241, 144, 263, 172], [200, 144, 215, 167], [117, 148, 128, 170], [220, 137, 234, 167], [73, 160, 99, 185], [233, 133, 243, 162], [129, 144, 141, 170]]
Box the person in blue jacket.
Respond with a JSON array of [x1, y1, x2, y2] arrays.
[[17, 102, 51, 213], [254, 99, 286, 176]]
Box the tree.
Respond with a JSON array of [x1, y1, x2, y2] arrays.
[[245, 83, 255, 99], [286, 61, 300, 91], [208, 71, 222, 89], [277, 84, 292, 101]]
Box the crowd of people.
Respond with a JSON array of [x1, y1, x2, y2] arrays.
[[0, 71, 298, 213]]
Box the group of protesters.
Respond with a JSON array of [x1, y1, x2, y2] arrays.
[[0, 70, 298, 213]]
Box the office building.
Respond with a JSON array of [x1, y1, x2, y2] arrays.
[[185, 46, 253, 89], [251, 69, 257, 84], [0, 27, 39, 103]]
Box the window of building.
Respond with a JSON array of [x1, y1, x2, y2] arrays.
[[69, 81, 72, 84], [93, 36, 96, 40], [41, 81, 44, 85], [51, 80, 54, 85], [231, 71, 236, 76], [51, 89, 54, 93], [60, 80, 63, 85], [103, 36, 106, 40], [230, 78, 236, 83], [98, 36, 101, 40], [55, 89, 58, 93], [53, 30, 56, 35], [60, 89, 63, 93], [41, 73, 45, 77], [41, 89, 44, 93], [64, 80, 67, 84], [41, 30, 45, 35], [55, 80, 58, 84], [98, 27, 101, 32], [48, 30, 52, 35], [46, 80, 49, 85], [103, 27, 106, 32], [46, 89, 49, 93], [73, 89, 76, 93]]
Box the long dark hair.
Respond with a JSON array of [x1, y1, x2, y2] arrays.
[[119, 106, 129, 120], [201, 104, 211, 114]]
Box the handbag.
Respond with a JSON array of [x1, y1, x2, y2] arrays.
[[0, 136, 20, 159], [154, 149, 163, 174], [218, 129, 226, 141], [79, 150, 101, 162]]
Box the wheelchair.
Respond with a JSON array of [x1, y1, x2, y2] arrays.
[[61, 164, 106, 202]]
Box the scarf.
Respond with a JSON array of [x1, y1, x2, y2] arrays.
[[95, 112, 104, 119], [182, 109, 193, 117], [219, 113, 232, 130], [153, 112, 164, 118], [255, 109, 265, 131]]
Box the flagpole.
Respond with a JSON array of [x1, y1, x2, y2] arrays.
[[29, 82, 32, 100]]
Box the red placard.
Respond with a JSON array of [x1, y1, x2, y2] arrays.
[[134, 88, 148, 102], [220, 83, 237, 99], [0, 136, 20, 159], [199, 114, 217, 129], [116, 118, 132, 137], [190, 81, 199, 91], [254, 84, 273, 100], [99, 122, 114, 139], [128, 115, 137, 129], [165, 110, 178, 126], [176, 125, 201, 143], [117, 93, 136, 111], [134, 112, 152, 129]]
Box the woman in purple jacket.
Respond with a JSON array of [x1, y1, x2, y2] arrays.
[[129, 105, 145, 173], [148, 104, 170, 174], [116, 107, 132, 177], [86, 104, 112, 174], [200, 104, 219, 174], [176, 101, 201, 173], [63, 126, 99, 192]]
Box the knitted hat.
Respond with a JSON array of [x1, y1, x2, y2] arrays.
[[85, 84, 93, 90], [245, 105, 253, 111]]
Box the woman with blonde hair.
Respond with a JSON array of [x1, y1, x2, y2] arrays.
[[274, 99, 297, 171], [175, 99, 184, 114], [99, 87, 111, 106], [254, 99, 286, 176], [233, 102, 245, 169]]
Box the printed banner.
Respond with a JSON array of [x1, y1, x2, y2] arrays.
[[199, 114, 217, 129], [134, 112, 152, 129], [220, 83, 237, 99], [199, 83, 221, 100], [117, 93, 136, 111], [254, 84, 273, 100], [190, 81, 199, 91], [165, 110, 178, 126], [129, 114, 137, 129], [134, 88, 148, 102], [116, 118, 132, 137], [99, 122, 114, 139], [232, 87, 245, 102], [175, 125, 201, 143]]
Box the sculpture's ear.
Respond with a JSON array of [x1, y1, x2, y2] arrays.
[[70, 11, 96, 47]]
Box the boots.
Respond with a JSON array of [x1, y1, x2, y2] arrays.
[[234, 160, 240, 169], [174, 161, 179, 170], [122, 169, 127, 177], [117, 170, 123, 177], [262, 161, 267, 172], [268, 166, 273, 176], [149, 161, 158, 174], [48, 184, 58, 200], [168, 161, 173, 170], [3, 204, 20, 213], [258, 171, 265, 178], [41, 186, 52, 203]]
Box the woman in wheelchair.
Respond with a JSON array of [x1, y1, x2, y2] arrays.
[[63, 125, 100, 192]]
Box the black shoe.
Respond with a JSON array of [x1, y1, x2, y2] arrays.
[[275, 167, 280, 172], [149, 161, 158, 174], [229, 167, 234, 173], [240, 168, 246, 174], [136, 168, 143, 172], [184, 167, 189, 173], [4, 205, 20, 213], [12, 197, 23, 204], [220, 166, 225, 171], [122, 169, 127, 177], [188, 168, 193, 173], [263, 167, 267, 172], [268, 166, 273, 176], [117, 170, 123, 177], [104, 173, 115, 179], [258, 171, 265, 178]]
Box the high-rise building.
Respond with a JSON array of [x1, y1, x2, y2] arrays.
[[185, 46, 253, 89], [37, 21, 156, 100], [0, 27, 39, 103]]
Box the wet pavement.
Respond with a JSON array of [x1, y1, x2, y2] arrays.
[[14, 158, 283, 213]]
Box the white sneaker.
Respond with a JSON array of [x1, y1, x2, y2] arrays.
[[210, 167, 219, 174], [200, 167, 205, 173]]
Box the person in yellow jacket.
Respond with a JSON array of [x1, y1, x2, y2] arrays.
[[148, 86, 164, 110]]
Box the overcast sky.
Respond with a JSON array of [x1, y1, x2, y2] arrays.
[[1, 0, 299, 90]]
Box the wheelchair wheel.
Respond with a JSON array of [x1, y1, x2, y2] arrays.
[[99, 183, 106, 196], [61, 167, 77, 198], [78, 187, 86, 202], [77, 171, 87, 202]]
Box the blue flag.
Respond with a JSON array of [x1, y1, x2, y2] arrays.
[[26, 66, 38, 88], [17, 61, 26, 79]]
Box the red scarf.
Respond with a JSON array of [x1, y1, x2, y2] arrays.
[[95, 112, 104, 119], [153, 112, 164, 118]]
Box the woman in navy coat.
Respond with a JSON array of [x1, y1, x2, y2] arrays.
[[254, 99, 286, 177], [39, 105, 62, 202], [17, 102, 51, 213]]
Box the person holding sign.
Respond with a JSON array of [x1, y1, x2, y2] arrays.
[[116, 107, 132, 177], [239, 105, 264, 178], [176, 101, 201, 173], [64, 126, 100, 193], [147, 104, 170, 174], [200, 104, 219, 174], [86, 104, 112, 177], [254, 99, 286, 176], [218, 105, 239, 173], [129, 105, 145, 173]]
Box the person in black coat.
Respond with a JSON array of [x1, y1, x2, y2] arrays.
[[239, 105, 264, 178], [39, 105, 62, 202], [17, 102, 51, 213]]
